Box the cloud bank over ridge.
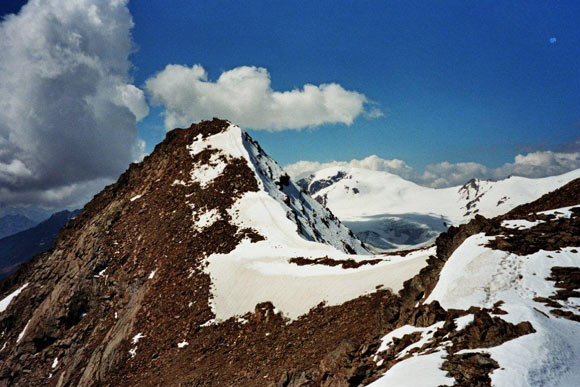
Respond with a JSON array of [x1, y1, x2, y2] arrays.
[[285, 147, 580, 188]]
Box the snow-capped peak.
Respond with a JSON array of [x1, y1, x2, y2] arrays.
[[185, 121, 367, 255], [301, 165, 580, 252]]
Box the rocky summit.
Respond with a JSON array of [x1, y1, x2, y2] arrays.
[[1, 119, 580, 386]]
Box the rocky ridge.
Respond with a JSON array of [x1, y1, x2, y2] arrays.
[[0, 120, 578, 386]]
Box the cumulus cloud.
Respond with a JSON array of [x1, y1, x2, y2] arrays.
[[145, 64, 379, 131], [284, 155, 416, 181], [285, 150, 580, 188], [0, 0, 148, 208]]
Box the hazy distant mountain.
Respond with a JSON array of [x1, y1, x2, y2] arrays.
[[0, 206, 53, 223], [0, 214, 36, 239], [0, 210, 79, 278]]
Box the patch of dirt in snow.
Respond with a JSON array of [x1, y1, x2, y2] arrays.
[[534, 266, 580, 322], [487, 206, 580, 256], [288, 256, 383, 269]]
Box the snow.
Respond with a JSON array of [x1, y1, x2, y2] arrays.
[[194, 208, 220, 231], [420, 232, 580, 386], [130, 194, 142, 202], [538, 205, 578, 219], [190, 153, 227, 187], [177, 123, 432, 321], [17, 319, 30, 343], [376, 321, 445, 358], [200, 319, 216, 327], [148, 270, 156, 279], [131, 333, 145, 344], [501, 219, 544, 229], [206, 244, 432, 320], [305, 166, 580, 250], [94, 267, 107, 278], [177, 341, 189, 348], [51, 357, 58, 369], [0, 283, 28, 313], [367, 197, 580, 386], [186, 123, 367, 254], [454, 314, 474, 331], [369, 352, 454, 387], [501, 205, 579, 230]]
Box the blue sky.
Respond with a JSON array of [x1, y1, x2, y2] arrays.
[[0, 0, 579, 208], [128, 0, 579, 170]]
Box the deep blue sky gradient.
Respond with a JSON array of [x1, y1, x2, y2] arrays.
[[3, 1, 579, 169]]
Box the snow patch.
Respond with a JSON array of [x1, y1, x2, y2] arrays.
[[17, 319, 31, 343], [190, 154, 227, 187], [0, 283, 29, 313], [424, 233, 580, 386], [131, 333, 145, 344], [369, 351, 454, 386], [376, 321, 445, 359], [194, 208, 220, 231], [501, 219, 544, 229], [130, 194, 142, 202]]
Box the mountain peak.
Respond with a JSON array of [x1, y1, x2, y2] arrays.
[[1, 119, 579, 385]]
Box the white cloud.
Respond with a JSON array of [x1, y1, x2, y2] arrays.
[[0, 0, 147, 208], [285, 150, 580, 188], [494, 150, 580, 179], [145, 64, 380, 131], [421, 161, 491, 188], [549, 37, 557, 44], [284, 155, 415, 181], [115, 84, 150, 121]]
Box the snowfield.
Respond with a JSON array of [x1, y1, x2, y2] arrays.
[[207, 243, 432, 320], [300, 166, 580, 251], [182, 124, 431, 320], [371, 205, 580, 386], [177, 123, 436, 321]]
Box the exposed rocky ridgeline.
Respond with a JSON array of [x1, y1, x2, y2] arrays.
[[0, 119, 371, 386], [0, 119, 578, 386]]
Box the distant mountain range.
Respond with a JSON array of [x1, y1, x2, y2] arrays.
[[298, 167, 580, 251], [0, 206, 53, 223], [0, 210, 79, 278], [0, 214, 36, 239]]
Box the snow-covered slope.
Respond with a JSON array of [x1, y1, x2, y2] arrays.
[[299, 166, 580, 251], [186, 124, 366, 255], [182, 123, 436, 320], [371, 201, 580, 386]]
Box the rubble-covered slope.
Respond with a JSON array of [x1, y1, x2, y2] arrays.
[[1, 119, 577, 386], [0, 119, 431, 386]]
